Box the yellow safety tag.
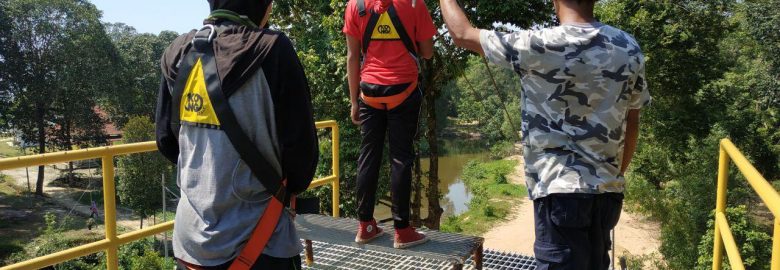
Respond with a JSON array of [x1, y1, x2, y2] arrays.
[[370, 12, 401, 40], [180, 58, 221, 127]]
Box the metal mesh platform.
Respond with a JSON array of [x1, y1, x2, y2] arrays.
[[300, 240, 537, 270], [467, 250, 537, 270], [296, 214, 484, 266]]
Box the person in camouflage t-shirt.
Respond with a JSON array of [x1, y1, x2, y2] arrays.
[[441, 0, 650, 269]]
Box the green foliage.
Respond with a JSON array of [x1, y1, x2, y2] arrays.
[[117, 116, 171, 223], [8, 212, 105, 269], [117, 238, 174, 270], [101, 24, 179, 128], [621, 253, 669, 270], [0, 0, 13, 129], [488, 141, 516, 161], [44, 212, 59, 235], [4, 0, 114, 150], [2, 0, 118, 195], [597, 0, 734, 155], [598, 0, 780, 268], [695, 206, 772, 270], [450, 57, 523, 143]]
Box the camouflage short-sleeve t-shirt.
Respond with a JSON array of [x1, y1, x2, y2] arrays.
[[480, 22, 651, 200]]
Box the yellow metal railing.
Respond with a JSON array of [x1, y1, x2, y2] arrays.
[[712, 139, 780, 270], [0, 120, 340, 270]]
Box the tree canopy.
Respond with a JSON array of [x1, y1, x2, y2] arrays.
[[2, 0, 116, 195]]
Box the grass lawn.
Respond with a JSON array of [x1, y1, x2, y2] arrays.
[[71, 189, 106, 207], [0, 174, 100, 264], [0, 138, 22, 158], [440, 159, 527, 235]]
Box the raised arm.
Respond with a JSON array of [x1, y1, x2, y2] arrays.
[[440, 0, 483, 55]]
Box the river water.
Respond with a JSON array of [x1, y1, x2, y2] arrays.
[[373, 151, 489, 221]]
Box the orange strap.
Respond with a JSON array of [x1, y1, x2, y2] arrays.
[[360, 80, 418, 110], [228, 185, 291, 270]]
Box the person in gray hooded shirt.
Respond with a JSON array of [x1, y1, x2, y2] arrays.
[[155, 1, 318, 269], [441, 0, 650, 269]]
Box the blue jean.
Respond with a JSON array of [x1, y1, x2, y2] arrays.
[[533, 193, 624, 270]]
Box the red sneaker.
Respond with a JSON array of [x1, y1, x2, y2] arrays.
[[355, 219, 384, 244], [394, 227, 429, 249]]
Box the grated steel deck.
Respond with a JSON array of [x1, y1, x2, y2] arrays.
[[300, 240, 537, 270], [296, 214, 484, 266], [467, 250, 537, 270]]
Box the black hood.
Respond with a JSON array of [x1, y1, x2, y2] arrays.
[[207, 0, 273, 26]]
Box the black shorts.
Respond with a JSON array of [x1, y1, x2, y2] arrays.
[[533, 193, 624, 270]]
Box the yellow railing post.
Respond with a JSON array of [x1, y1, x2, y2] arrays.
[[332, 123, 340, 218], [712, 139, 780, 269], [773, 218, 780, 270], [102, 155, 119, 270], [713, 143, 730, 270]]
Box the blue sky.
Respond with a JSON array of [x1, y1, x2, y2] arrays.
[[89, 0, 211, 34]]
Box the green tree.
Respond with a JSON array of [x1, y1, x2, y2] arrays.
[[102, 23, 179, 128], [450, 56, 522, 143], [117, 116, 171, 228], [742, 0, 780, 178], [0, 0, 14, 129], [598, 1, 779, 268], [695, 206, 772, 270], [3, 0, 116, 195]]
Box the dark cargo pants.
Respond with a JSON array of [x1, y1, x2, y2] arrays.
[[356, 88, 421, 229], [533, 193, 624, 270]]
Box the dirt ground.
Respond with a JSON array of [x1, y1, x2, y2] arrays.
[[482, 155, 662, 261]]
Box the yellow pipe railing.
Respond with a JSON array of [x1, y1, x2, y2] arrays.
[[0, 120, 340, 270], [712, 138, 780, 270]]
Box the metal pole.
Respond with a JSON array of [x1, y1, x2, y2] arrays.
[[772, 218, 780, 270], [712, 143, 730, 270], [23, 147, 30, 193], [102, 155, 118, 270], [162, 173, 169, 259], [611, 229, 616, 270], [332, 124, 340, 218]]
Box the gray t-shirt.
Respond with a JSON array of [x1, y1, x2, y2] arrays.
[[480, 22, 651, 200]]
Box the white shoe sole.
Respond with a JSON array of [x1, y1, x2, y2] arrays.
[[393, 234, 429, 249], [355, 230, 384, 244]]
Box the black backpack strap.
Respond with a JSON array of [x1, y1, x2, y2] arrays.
[[362, 11, 381, 54], [387, 4, 418, 59], [170, 28, 209, 133], [173, 26, 288, 202]]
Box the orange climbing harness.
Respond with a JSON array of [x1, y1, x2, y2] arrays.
[[358, 0, 420, 111], [360, 80, 418, 110]]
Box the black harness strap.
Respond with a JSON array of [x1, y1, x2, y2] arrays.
[[387, 5, 418, 58], [170, 34, 200, 136], [362, 11, 382, 54]]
